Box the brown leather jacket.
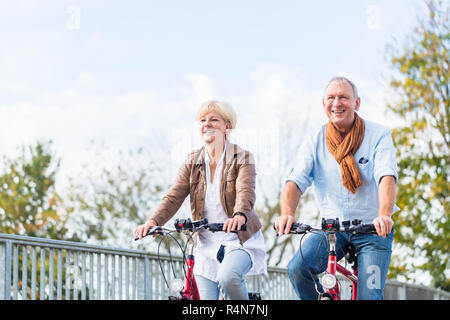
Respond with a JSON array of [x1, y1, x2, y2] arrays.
[[150, 142, 261, 244]]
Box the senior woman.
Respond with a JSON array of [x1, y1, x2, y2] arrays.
[[134, 100, 266, 300]]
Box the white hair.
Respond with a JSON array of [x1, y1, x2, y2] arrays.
[[325, 76, 359, 98]]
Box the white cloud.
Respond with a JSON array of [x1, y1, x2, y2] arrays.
[[88, 30, 104, 47], [0, 64, 396, 192], [76, 71, 96, 87]]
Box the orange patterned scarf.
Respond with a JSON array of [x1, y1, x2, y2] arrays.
[[325, 113, 365, 194]]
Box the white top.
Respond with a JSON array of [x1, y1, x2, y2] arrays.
[[193, 147, 266, 281]]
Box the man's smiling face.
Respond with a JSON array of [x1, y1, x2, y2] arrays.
[[322, 80, 360, 134]]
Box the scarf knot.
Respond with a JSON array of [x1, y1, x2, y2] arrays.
[[325, 113, 365, 194]]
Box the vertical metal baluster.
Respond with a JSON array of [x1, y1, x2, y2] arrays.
[[96, 253, 101, 300], [276, 274, 280, 299], [65, 251, 71, 300], [118, 256, 123, 300], [154, 257, 160, 300], [81, 252, 86, 300], [13, 245, 18, 300], [132, 257, 137, 300], [104, 254, 109, 300], [56, 249, 62, 300], [49, 248, 54, 300], [31, 247, 37, 300], [159, 260, 165, 300], [275, 273, 280, 299], [159, 258, 165, 299], [111, 255, 116, 300], [40, 248, 45, 300], [2, 240, 12, 300], [89, 253, 94, 300], [22, 246, 28, 300], [163, 260, 169, 299], [73, 252, 79, 300], [259, 275, 264, 299], [136, 257, 143, 300], [148, 258, 154, 300], [125, 257, 129, 300]]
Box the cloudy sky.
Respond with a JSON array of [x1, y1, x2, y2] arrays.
[[0, 0, 424, 185]]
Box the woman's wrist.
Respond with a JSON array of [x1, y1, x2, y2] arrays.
[[232, 212, 247, 224]]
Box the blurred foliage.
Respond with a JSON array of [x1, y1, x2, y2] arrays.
[[387, 0, 449, 290], [66, 144, 174, 250], [0, 141, 75, 240]]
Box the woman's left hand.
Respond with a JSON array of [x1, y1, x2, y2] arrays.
[[223, 215, 246, 232]]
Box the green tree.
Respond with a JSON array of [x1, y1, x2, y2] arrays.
[[0, 141, 72, 239], [387, 0, 449, 290]]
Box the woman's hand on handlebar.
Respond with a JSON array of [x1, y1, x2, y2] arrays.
[[274, 215, 296, 236], [134, 219, 157, 240], [223, 215, 246, 232]]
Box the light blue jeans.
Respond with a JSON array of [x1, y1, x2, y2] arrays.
[[287, 229, 394, 300], [195, 249, 252, 300]]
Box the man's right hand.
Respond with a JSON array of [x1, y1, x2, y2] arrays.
[[277, 181, 302, 236], [274, 215, 296, 236]]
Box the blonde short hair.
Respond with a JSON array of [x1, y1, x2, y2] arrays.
[[196, 100, 237, 137]]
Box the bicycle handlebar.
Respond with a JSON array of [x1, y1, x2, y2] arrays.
[[274, 218, 376, 235], [174, 218, 247, 233], [135, 218, 247, 240]]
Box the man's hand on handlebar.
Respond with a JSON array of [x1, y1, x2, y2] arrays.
[[372, 215, 393, 239], [274, 215, 296, 236]]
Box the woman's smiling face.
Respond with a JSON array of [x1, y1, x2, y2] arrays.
[[198, 110, 229, 144]]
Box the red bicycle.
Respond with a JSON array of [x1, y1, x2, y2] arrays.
[[136, 218, 260, 300], [279, 218, 376, 300]]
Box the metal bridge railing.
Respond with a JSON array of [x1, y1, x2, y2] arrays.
[[0, 233, 295, 300], [1, 233, 448, 300]]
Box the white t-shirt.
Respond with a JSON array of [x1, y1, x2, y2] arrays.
[[193, 147, 266, 282]]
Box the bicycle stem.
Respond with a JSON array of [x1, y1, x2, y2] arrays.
[[327, 232, 337, 274], [328, 232, 336, 253], [325, 231, 340, 300]]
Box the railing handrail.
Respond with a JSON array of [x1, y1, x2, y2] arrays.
[[0, 232, 154, 258], [0, 232, 288, 273]]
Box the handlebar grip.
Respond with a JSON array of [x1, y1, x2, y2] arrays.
[[134, 226, 163, 240], [348, 224, 376, 234], [290, 222, 311, 234], [207, 223, 247, 232], [272, 222, 311, 235]]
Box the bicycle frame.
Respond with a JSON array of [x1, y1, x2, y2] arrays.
[[179, 250, 200, 300], [167, 229, 201, 300], [140, 218, 257, 300], [279, 218, 376, 300]]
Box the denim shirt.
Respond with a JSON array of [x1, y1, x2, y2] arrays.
[[286, 120, 399, 223]]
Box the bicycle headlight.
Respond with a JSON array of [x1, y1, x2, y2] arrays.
[[321, 273, 337, 289], [169, 278, 184, 293]]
